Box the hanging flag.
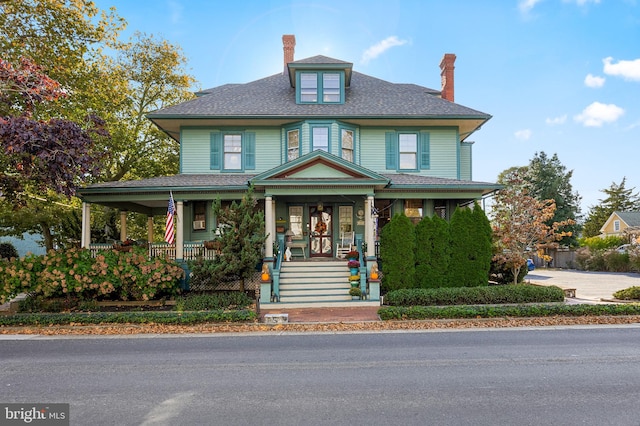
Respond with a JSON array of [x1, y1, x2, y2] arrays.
[[164, 192, 175, 244]]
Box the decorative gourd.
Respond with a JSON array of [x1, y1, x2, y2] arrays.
[[261, 264, 270, 281]]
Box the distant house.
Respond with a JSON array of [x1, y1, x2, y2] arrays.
[[600, 211, 640, 243], [77, 35, 500, 304]]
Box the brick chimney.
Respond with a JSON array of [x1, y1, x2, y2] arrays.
[[282, 34, 296, 72], [439, 53, 456, 102]]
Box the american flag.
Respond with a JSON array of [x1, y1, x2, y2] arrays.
[[164, 192, 175, 244]]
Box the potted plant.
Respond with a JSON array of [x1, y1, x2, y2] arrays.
[[349, 286, 362, 300], [114, 238, 135, 252], [347, 259, 360, 275], [345, 250, 359, 260], [349, 275, 360, 285]]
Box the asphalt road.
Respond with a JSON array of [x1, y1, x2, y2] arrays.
[[3, 327, 640, 425]]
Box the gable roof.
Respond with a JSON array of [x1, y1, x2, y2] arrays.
[[601, 211, 640, 232], [147, 55, 491, 141], [251, 150, 389, 188]]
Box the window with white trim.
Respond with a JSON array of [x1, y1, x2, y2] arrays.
[[399, 134, 417, 170], [287, 129, 300, 161], [312, 126, 329, 152], [341, 128, 354, 162], [224, 134, 242, 170], [614, 220, 620, 232]]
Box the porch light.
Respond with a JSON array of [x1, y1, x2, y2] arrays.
[[317, 201, 323, 211]]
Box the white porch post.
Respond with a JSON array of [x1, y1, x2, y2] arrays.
[[81, 202, 91, 248], [176, 201, 184, 260], [119, 211, 127, 241], [147, 216, 154, 243], [264, 195, 274, 258], [365, 195, 375, 258]]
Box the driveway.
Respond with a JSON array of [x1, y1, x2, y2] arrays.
[[526, 268, 640, 304]]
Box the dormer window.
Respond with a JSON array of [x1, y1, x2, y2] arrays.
[[297, 71, 344, 104]]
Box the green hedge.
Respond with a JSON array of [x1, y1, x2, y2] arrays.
[[384, 284, 565, 306], [0, 309, 257, 326], [378, 303, 640, 320]]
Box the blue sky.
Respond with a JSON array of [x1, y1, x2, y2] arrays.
[[95, 0, 640, 215]]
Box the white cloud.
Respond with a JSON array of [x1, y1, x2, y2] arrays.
[[515, 129, 533, 140], [546, 115, 567, 125], [361, 36, 409, 64], [574, 102, 625, 127], [603, 57, 640, 81], [584, 73, 605, 88], [519, 0, 543, 14]]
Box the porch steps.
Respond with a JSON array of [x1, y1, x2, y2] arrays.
[[278, 260, 356, 304]]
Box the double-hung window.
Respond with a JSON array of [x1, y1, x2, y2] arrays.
[[300, 73, 318, 103], [323, 73, 340, 102], [312, 126, 329, 152], [341, 128, 354, 162], [287, 128, 300, 161], [210, 131, 256, 172], [224, 134, 242, 170], [385, 131, 430, 172], [298, 72, 343, 104]]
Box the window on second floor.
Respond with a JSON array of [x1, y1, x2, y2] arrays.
[[614, 220, 620, 232], [210, 131, 255, 172], [385, 131, 430, 172], [312, 126, 329, 152], [287, 129, 300, 161], [341, 128, 354, 162]]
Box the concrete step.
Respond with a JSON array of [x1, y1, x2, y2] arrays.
[[260, 301, 380, 309]]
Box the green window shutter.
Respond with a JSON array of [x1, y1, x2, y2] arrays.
[[245, 132, 256, 170], [210, 132, 221, 170], [420, 132, 430, 169], [385, 132, 397, 170]]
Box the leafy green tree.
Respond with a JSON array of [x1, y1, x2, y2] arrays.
[[524, 152, 581, 246], [380, 213, 415, 291], [582, 178, 640, 237], [209, 188, 266, 292], [414, 215, 450, 288]]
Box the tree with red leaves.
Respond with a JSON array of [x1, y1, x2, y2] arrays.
[[0, 57, 108, 202]]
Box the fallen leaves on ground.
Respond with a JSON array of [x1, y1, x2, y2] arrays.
[[2, 315, 640, 336]]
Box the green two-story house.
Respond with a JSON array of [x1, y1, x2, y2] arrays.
[[78, 35, 499, 303]]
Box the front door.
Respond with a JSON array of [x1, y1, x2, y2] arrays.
[[310, 205, 333, 257]]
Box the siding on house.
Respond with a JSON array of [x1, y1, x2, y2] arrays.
[[181, 128, 281, 173], [459, 142, 472, 181]]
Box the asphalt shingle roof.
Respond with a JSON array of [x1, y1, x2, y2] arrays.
[[615, 211, 640, 227], [148, 56, 489, 119]]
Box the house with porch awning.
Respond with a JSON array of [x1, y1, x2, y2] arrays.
[[77, 35, 500, 305]]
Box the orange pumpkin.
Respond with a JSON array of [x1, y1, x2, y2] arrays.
[[261, 272, 270, 281], [370, 272, 379, 280]]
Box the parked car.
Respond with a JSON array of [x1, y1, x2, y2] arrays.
[[616, 244, 633, 253], [527, 258, 535, 271]]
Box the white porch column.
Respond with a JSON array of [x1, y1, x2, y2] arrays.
[[365, 195, 375, 258], [147, 216, 154, 243], [264, 195, 274, 258], [120, 211, 127, 241], [81, 202, 91, 248], [176, 201, 184, 259]]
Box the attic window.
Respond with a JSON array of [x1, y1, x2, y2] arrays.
[[297, 71, 343, 104]]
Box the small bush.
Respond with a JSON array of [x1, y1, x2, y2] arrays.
[[174, 292, 253, 311], [579, 235, 626, 251], [613, 286, 640, 300], [378, 303, 640, 320], [0, 242, 18, 260], [384, 284, 565, 307]]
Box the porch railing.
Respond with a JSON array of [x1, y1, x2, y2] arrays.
[[88, 241, 217, 261]]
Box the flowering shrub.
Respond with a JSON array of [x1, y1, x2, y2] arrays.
[[0, 247, 183, 304]]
